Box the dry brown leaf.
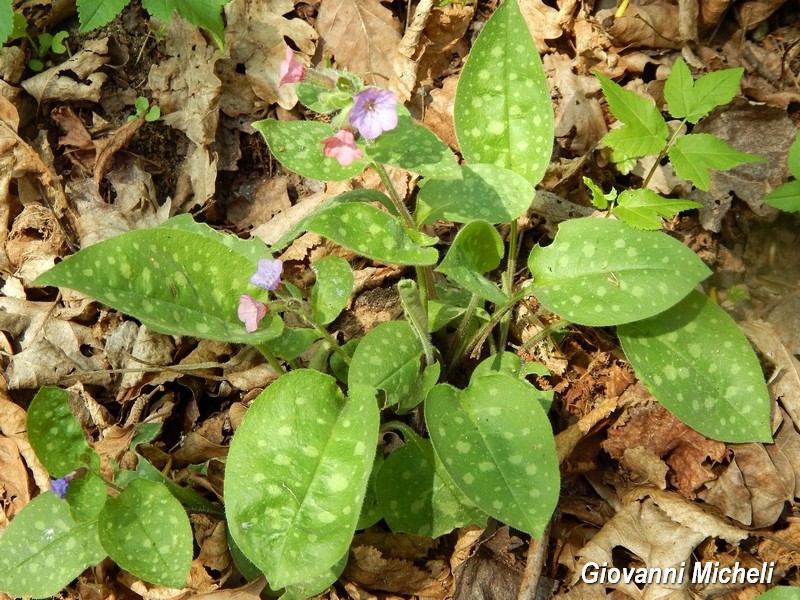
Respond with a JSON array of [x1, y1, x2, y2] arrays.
[[173, 144, 219, 213], [519, 0, 564, 52], [344, 544, 450, 597], [227, 176, 291, 231], [598, 4, 682, 50], [415, 3, 473, 88], [423, 75, 458, 151], [21, 38, 110, 103], [188, 576, 267, 600], [317, 0, 403, 86], [735, 0, 788, 29], [700, 0, 732, 28]]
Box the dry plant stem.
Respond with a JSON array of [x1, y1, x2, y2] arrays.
[[642, 123, 684, 189], [254, 344, 286, 375], [517, 521, 551, 600]]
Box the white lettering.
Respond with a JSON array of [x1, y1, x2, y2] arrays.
[[581, 562, 599, 584]]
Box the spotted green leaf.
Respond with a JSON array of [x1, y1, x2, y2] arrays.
[[0, 493, 106, 599], [306, 203, 438, 265], [98, 479, 192, 588], [618, 290, 771, 443], [357, 452, 384, 530], [225, 371, 379, 589], [425, 375, 559, 538], [596, 72, 669, 162], [416, 164, 535, 226], [27, 387, 100, 478], [66, 471, 107, 522], [454, 0, 553, 185], [437, 220, 505, 304], [368, 108, 461, 179], [471, 353, 552, 411], [34, 220, 283, 344], [528, 218, 711, 326], [667, 133, 763, 191], [281, 553, 348, 600], [664, 58, 743, 124], [311, 255, 354, 325], [254, 119, 369, 181], [612, 188, 701, 230], [376, 430, 486, 537], [267, 327, 323, 361]]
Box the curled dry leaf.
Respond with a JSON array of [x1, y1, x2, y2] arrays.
[[598, 5, 682, 50], [21, 38, 110, 103]]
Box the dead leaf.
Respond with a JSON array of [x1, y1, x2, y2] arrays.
[[519, 0, 564, 52], [735, 0, 789, 29], [92, 118, 144, 184], [598, 4, 683, 50], [414, 3, 473, 89], [173, 144, 219, 213], [423, 75, 459, 151], [227, 176, 291, 231], [21, 38, 110, 103]]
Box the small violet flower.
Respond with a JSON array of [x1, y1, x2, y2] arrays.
[[348, 88, 398, 140], [51, 475, 73, 499], [322, 130, 364, 166], [238, 294, 269, 333], [278, 46, 306, 87], [250, 258, 283, 291]]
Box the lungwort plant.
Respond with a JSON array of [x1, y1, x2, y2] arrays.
[[0, 0, 773, 596]]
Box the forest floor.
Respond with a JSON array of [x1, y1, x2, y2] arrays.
[[1, 0, 799, 598]]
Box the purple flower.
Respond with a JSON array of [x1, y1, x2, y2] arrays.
[[348, 88, 398, 141], [51, 475, 73, 499], [250, 259, 283, 291], [278, 46, 306, 86], [237, 294, 269, 333], [322, 129, 364, 166]]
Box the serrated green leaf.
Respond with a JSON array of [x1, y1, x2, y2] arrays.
[[437, 220, 505, 304], [757, 587, 800, 600], [664, 58, 743, 124], [0, 2, 14, 45], [0, 493, 106, 598], [142, 0, 229, 48], [376, 432, 486, 537], [668, 133, 763, 191], [306, 203, 438, 265], [618, 290, 772, 443], [763, 180, 800, 213], [66, 471, 107, 522], [348, 321, 423, 408], [426, 375, 559, 537], [583, 176, 614, 210], [225, 372, 379, 589], [311, 256, 353, 325], [596, 72, 669, 161], [76, 0, 130, 31], [528, 218, 711, 326], [254, 119, 369, 181], [34, 224, 283, 344], [27, 387, 100, 478], [612, 188, 701, 230], [416, 163, 535, 226], [454, 0, 553, 185], [98, 479, 192, 588]]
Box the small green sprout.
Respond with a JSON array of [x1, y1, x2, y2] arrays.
[[128, 96, 161, 123]]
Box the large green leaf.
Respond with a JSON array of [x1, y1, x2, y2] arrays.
[[437, 220, 505, 304], [34, 220, 283, 344], [0, 493, 106, 598], [225, 371, 379, 589], [757, 588, 800, 600], [764, 180, 800, 213], [454, 0, 553, 185], [528, 218, 711, 326], [311, 256, 354, 325], [618, 290, 772, 443], [76, 0, 130, 31], [612, 188, 701, 230], [425, 375, 559, 537], [0, 1, 13, 45], [141, 0, 229, 48], [667, 133, 763, 191], [663, 58, 744, 124]]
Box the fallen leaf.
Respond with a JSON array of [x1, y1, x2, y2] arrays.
[[21, 38, 110, 103]]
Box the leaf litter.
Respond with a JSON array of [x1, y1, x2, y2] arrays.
[[1, 0, 799, 598]]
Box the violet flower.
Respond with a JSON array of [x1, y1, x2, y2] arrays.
[[238, 294, 269, 333], [322, 130, 364, 166], [250, 259, 283, 291], [348, 88, 398, 140], [51, 475, 73, 499], [278, 46, 306, 86]]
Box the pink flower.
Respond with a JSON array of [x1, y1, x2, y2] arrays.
[[278, 46, 306, 86], [348, 88, 398, 140], [322, 130, 364, 166], [250, 258, 283, 291], [238, 294, 268, 333]]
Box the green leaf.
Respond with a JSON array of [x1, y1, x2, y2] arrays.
[[437, 220, 505, 304], [664, 58, 744, 124], [306, 203, 438, 265], [280, 553, 347, 600], [125, 455, 221, 514], [34, 222, 284, 344], [348, 321, 423, 408], [10, 11, 28, 41], [668, 133, 763, 191], [98, 479, 193, 588], [27, 387, 100, 478], [454, 0, 553, 185], [0, 2, 14, 44], [50, 31, 69, 54], [76, 0, 130, 31], [425, 375, 559, 537], [612, 188, 701, 230], [763, 180, 800, 213], [416, 163, 534, 226], [376, 431, 486, 537], [142, 0, 229, 48], [618, 290, 772, 443], [254, 119, 368, 181], [528, 218, 711, 326], [596, 72, 669, 161], [583, 176, 614, 210], [788, 131, 800, 179], [368, 109, 461, 180], [757, 588, 800, 600], [311, 256, 354, 325], [356, 451, 384, 530], [0, 493, 106, 598], [66, 471, 107, 522], [267, 327, 323, 361], [225, 371, 379, 589]]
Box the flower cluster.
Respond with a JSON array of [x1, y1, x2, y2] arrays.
[[237, 258, 283, 332], [278, 47, 399, 167], [51, 474, 74, 499]]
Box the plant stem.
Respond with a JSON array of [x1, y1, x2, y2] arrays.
[[517, 318, 571, 354], [303, 317, 352, 365], [254, 344, 286, 375], [498, 219, 519, 350], [445, 293, 480, 377], [642, 120, 685, 189]]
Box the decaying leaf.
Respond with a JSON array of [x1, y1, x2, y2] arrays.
[[21, 38, 110, 103]]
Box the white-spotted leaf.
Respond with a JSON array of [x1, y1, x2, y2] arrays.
[[437, 220, 505, 304], [667, 133, 763, 191], [267, 327, 323, 361], [311, 255, 354, 325], [66, 471, 107, 522], [454, 0, 553, 185], [225, 372, 379, 589], [425, 375, 559, 538], [35, 221, 283, 344], [416, 164, 535, 226], [281, 553, 348, 600], [618, 290, 772, 443], [27, 387, 100, 478], [528, 218, 711, 326], [0, 493, 106, 599], [98, 479, 192, 588]]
